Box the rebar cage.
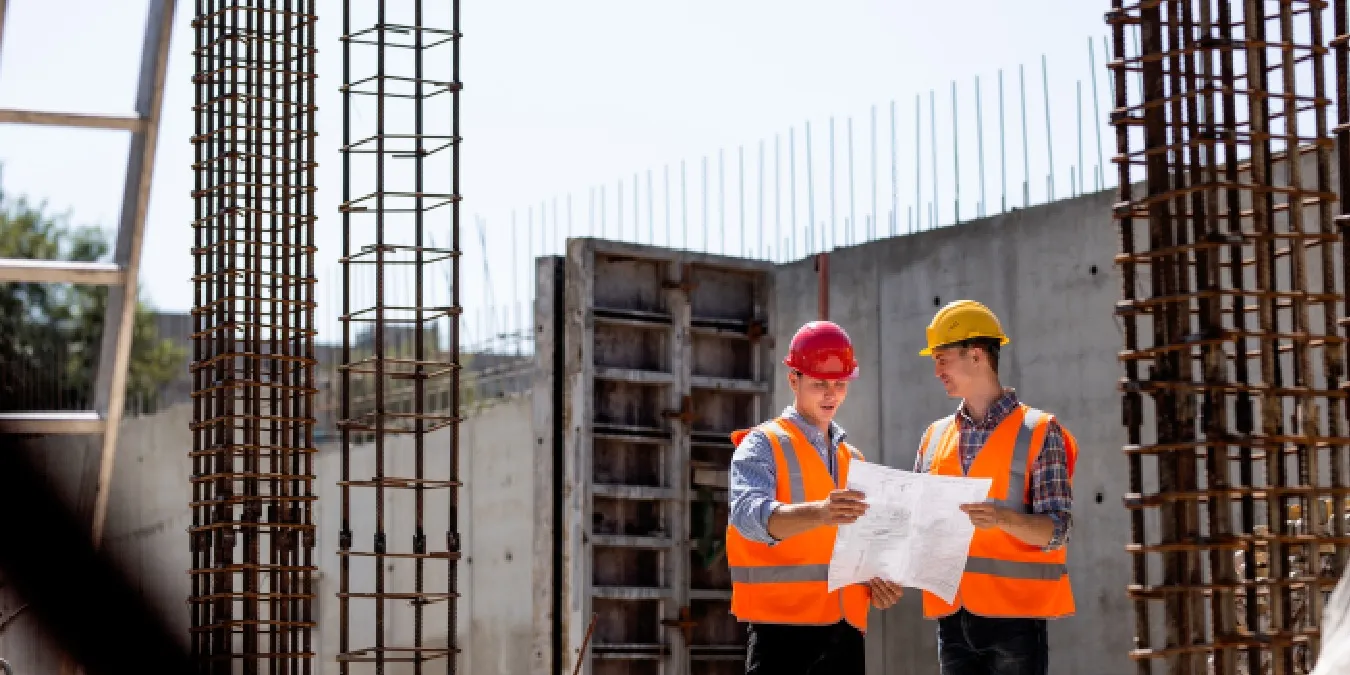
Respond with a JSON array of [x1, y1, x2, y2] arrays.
[[338, 1, 464, 673], [189, 1, 320, 672], [1108, 1, 1350, 673]]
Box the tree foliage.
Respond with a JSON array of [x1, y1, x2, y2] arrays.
[[0, 182, 184, 413]]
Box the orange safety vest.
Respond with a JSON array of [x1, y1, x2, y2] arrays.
[[725, 416, 873, 632], [916, 404, 1076, 620]]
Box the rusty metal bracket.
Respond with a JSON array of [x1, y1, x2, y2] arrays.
[[571, 613, 599, 675], [747, 319, 767, 343], [662, 262, 698, 294], [660, 606, 699, 645], [661, 395, 696, 425]]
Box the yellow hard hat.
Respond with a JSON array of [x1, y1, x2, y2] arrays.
[[919, 299, 1010, 356]]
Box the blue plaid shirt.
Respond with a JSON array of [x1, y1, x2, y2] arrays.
[[913, 388, 1073, 550], [729, 406, 847, 544]]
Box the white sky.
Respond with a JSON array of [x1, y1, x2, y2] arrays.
[[0, 0, 1119, 345]]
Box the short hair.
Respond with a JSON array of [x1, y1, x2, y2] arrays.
[[950, 337, 1000, 374]]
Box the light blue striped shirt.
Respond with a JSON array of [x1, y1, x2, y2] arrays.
[[728, 405, 849, 545]]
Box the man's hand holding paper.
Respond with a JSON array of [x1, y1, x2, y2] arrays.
[[826, 459, 993, 604]]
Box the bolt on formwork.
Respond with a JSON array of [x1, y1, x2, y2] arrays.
[[1108, 1, 1350, 674], [338, 1, 463, 673], [189, 1, 320, 673]]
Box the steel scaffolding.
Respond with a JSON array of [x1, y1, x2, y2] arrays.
[[1109, 1, 1350, 673], [337, 1, 464, 672], [189, 1, 319, 671]]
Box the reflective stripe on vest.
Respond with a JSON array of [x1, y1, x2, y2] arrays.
[[1000, 407, 1043, 511], [965, 557, 1068, 580], [921, 416, 954, 474], [729, 563, 831, 583], [763, 420, 807, 504]]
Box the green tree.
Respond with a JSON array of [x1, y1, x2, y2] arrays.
[[0, 180, 184, 413]]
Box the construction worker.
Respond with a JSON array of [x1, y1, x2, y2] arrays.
[[911, 300, 1076, 675], [727, 320, 903, 675]]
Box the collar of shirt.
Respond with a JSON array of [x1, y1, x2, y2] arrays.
[[780, 405, 847, 450], [956, 387, 1021, 430]]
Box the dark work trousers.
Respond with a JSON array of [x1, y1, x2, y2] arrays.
[[745, 620, 865, 675], [936, 608, 1048, 675]]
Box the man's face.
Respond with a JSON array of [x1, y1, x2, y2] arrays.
[[932, 346, 981, 398], [789, 371, 850, 423]]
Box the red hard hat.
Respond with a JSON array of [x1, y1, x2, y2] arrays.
[[783, 321, 858, 380]]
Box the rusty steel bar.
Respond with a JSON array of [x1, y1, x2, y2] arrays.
[[189, 1, 319, 672], [338, 1, 463, 673], [1334, 0, 1350, 619], [1109, 1, 1350, 673]]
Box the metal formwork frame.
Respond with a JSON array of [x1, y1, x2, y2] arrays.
[[0, 0, 179, 545], [554, 238, 774, 675]]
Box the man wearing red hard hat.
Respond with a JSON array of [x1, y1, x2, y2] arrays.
[[726, 320, 903, 675]]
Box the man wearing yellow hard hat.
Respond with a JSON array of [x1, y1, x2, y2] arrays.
[[911, 300, 1078, 675]]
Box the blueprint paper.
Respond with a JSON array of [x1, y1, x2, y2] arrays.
[[826, 460, 992, 603]]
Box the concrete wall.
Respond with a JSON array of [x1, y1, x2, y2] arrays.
[[770, 189, 1133, 675], [0, 417, 178, 675], [0, 392, 539, 675]]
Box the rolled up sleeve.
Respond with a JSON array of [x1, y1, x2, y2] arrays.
[[729, 429, 781, 545], [1029, 419, 1074, 551]]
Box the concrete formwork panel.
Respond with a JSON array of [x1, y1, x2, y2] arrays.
[[548, 239, 774, 675]]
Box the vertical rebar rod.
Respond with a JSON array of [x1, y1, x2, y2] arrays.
[[830, 116, 837, 249], [847, 117, 856, 245], [664, 165, 671, 248], [1076, 79, 1084, 197], [1000, 69, 1007, 213], [890, 100, 898, 237], [976, 75, 986, 218], [952, 81, 960, 223], [807, 121, 815, 254], [680, 160, 688, 249], [1090, 36, 1105, 192], [915, 94, 921, 233], [739, 145, 746, 255], [930, 90, 938, 228], [192, 2, 318, 672], [720, 149, 726, 253], [1042, 54, 1055, 201], [775, 134, 781, 261], [1021, 63, 1030, 207], [871, 105, 878, 240], [791, 127, 798, 258], [758, 140, 765, 258], [702, 156, 708, 251]]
